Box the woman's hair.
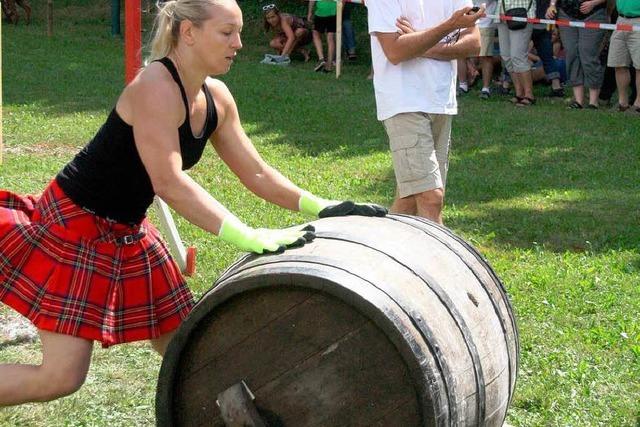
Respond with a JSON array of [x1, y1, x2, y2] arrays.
[[149, 0, 225, 61], [262, 4, 280, 33]]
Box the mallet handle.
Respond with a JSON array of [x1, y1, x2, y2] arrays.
[[153, 196, 188, 273]]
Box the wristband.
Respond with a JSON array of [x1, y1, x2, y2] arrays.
[[218, 215, 261, 250], [298, 191, 333, 217]]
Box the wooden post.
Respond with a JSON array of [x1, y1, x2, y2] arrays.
[[124, 0, 141, 83], [47, 0, 53, 37], [335, 0, 343, 78]]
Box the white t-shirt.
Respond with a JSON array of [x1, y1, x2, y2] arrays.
[[368, 0, 472, 120]]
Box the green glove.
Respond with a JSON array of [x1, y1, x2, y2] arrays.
[[219, 215, 315, 254], [299, 191, 388, 218]]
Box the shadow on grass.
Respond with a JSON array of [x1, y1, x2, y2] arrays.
[[371, 157, 639, 254]]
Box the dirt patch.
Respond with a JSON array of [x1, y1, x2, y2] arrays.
[[4, 141, 83, 157], [0, 307, 37, 342]]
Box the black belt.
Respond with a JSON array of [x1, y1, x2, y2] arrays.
[[619, 13, 640, 19], [114, 227, 146, 245]]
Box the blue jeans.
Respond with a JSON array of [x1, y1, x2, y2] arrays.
[[531, 28, 561, 82], [342, 3, 356, 53]]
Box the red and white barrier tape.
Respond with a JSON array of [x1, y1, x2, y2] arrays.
[[486, 14, 640, 32], [326, 1, 640, 32]]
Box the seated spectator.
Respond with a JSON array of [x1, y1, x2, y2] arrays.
[[263, 3, 311, 63], [529, 40, 567, 84], [498, 0, 537, 106], [606, 0, 640, 112], [546, 0, 607, 109], [532, 0, 565, 97]]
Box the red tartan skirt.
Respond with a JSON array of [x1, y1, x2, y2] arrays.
[[0, 180, 195, 347]]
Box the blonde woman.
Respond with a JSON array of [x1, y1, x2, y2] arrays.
[[0, 0, 385, 406], [262, 3, 311, 62]]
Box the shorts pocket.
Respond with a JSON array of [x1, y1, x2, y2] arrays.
[[390, 134, 430, 184]]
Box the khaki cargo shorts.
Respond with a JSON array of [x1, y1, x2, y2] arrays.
[[479, 27, 497, 57], [607, 17, 640, 68], [383, 112, 452, 198]]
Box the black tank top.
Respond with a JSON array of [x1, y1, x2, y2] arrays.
[[56, 57, 218, 224]]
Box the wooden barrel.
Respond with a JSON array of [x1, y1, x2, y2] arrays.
[[156, 215, 519, 427]]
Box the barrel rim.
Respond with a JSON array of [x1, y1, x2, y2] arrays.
[[156, 267, 445, 427], [390, 214, 521, 407]]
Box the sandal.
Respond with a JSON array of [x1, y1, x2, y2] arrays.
[[510, 96, 524, 104], [568, 101, 583, 109], [516, 97, 535, 107], [617, 104, 629, 112], [586, 104, 598, 110]]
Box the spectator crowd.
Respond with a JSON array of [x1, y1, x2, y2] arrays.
[[257, 0, 638, 113], [455, 0, 639, 112]]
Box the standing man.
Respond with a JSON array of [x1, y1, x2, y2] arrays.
[[367, 2, 483, 224], [607, 0, 640, 112]]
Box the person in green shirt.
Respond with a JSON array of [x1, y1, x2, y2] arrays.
[[307, 0, 337, 72], [607, 0, 640, 112]]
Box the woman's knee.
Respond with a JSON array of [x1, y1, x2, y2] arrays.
[[269, 39, 282, 49], [35, 364, 88, 401]]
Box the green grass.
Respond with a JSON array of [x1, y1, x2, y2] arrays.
[[1, 1, 639, 426]]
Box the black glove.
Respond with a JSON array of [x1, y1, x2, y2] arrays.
[[318, 201, 388, 218]]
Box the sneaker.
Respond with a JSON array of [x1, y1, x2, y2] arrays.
[[479, 88, 491, 100], [314, 60, 326, 72], [260, 54, 275, 64], [549, 87, 565, 97]]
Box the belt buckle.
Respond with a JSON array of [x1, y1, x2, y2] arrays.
[[122, 235, 135, 245]]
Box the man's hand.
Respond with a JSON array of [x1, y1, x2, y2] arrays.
[[579, 0, 597, 14], [445, 6, 485, 31], [396, 16, 416, 35], [545, 5, 557, 18]]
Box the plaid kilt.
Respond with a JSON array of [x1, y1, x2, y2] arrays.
[[0, 180, 195, 347]]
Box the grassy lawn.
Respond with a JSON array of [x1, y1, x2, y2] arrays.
[[1, 1, 639, 425]]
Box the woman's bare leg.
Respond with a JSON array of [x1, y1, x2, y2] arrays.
[[0, 329, 93, 406], [150, 331, 176, 357]]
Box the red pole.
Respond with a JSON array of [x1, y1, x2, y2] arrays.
[[125, 0, 141, 84]]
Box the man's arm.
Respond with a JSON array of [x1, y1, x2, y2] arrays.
[[423, 27, 481, 60], [374, 7, 483, 65]]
